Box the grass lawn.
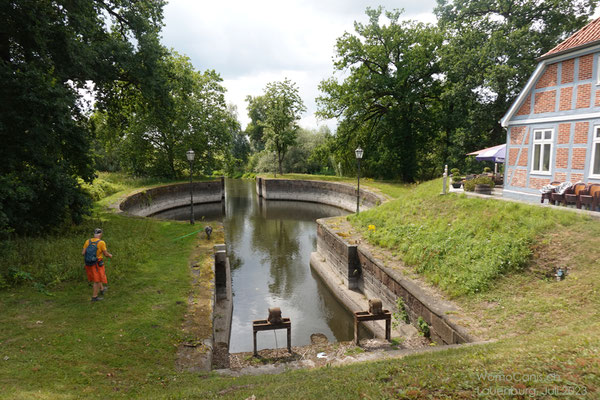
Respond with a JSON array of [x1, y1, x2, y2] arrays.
[[0, 173, 599, 399]]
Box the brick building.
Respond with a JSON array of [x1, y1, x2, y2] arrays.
[[501, 18, 600, 202]]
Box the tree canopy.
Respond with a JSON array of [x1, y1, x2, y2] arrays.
[[0, 0, 166, 235], [316, 1, 598, 181], [95, 51, 235, 178], [318, 8, 443, 182], [246, 79, 306, 175]]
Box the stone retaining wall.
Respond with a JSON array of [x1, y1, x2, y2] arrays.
[[119, 178, 224, 217], [314, 218, 476, 346], [256, 177, 385, 212]]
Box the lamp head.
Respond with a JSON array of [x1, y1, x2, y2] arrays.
[[355, 147, 364, 160], [186, 149, 195, 161]]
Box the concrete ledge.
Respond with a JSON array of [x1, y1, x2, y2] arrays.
[[310, 253, 416, 340], [119, 179, 224, 217], [256, 177, 386, 212], [214, 339, 494, 377], [314, 217, 477, 346], [357, 245, 477, 345]]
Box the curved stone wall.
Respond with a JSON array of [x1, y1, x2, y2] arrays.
[[119, 179, 224, 217], [256, 177, 386, 212]]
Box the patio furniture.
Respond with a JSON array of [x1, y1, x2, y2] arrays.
[[541, 181, 561, 204], [564, 183, 588, 208], [551, 182, 574, 206], [579, 183, 600, 211]]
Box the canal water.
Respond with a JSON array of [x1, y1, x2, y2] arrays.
[[152, 179, 365, 353]]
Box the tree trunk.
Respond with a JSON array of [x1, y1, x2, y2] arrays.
[[277, 148, 283, 175]]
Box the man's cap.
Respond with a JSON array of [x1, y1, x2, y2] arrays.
[[94, 228, 103, 235]]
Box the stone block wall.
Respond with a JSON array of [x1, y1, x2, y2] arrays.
[[316, 221, 360, 289], [256, 178, 385, 212], [314, 218, 475, 345], [120, 179, 224, 217]]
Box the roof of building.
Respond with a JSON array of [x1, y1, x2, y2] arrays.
[[541, 17, 600, 59]]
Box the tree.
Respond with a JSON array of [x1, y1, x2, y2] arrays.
[[0, 0, 165, 235], [224, 105, 251, 177], [244, 95, 268, 152], [251, 79, 306, 175], [435, 0, 598, 154], [97, 51, 234, 178], [317, 8, 443, 182]]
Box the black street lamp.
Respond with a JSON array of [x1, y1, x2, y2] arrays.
[[186, 149, 195, 225], [355, 146, 363, 214]]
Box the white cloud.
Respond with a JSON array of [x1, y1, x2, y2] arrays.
[[161, 0, 437, 129]]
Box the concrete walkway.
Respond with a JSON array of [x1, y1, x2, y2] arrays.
[[448, 184, 600, 220], [214, 339, 493, 377]]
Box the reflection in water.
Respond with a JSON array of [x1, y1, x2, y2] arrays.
[[150, 179, 366, 353], [150, 201, 225, 222], [224, 179, 361, 353]]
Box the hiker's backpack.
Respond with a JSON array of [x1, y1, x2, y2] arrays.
[[84, 239, 99, 266]]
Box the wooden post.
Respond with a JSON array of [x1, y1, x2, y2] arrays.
[[354, 318, 359, 345], [287, 326, 291, 353]]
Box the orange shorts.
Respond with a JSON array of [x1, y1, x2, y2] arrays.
[[85, 263, 107, 284]]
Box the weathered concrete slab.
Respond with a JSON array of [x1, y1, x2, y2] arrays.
[[119, 180, 224, 217]]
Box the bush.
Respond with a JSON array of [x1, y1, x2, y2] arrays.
[[464, 176, 495, 192], [80, 178, 124, 201], [417, 317, 430, 337]]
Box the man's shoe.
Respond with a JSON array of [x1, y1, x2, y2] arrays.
[[100, 288, 107, 296], [91, 296, 104, 302]]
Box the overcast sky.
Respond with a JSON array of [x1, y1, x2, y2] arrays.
[[161, 0, 437, 131]]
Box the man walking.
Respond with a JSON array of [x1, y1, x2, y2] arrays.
[[83, 228, 113, 302]]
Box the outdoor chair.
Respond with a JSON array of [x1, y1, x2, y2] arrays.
[[579, 183, 600, 211], [551, 184, 574, 206], [564, 183, 588, 208], [541, 181, 561, 204]]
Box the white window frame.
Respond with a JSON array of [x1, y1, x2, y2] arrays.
[[531, 129, 553, 175], [589, 126, 600, 178]]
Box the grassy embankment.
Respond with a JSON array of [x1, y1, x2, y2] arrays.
[[0, 173, 222, 399], [0, 173, 599, 399]]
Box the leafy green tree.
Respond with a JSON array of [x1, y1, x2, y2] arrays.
[[317, 8, 443, 182], [244, 95, 268, 152], [284, 127, 335, 174], [224, 105, 251, 177], [253, 79, 306, 175], [98, 51, 234, 178], [0, 0, 165, 235], [435, 0, 598, 154]]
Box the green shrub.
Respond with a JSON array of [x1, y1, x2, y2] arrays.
[[393, 297, 410, 327], [483, 167, 492, 173], [417, 317, 430, 337], [450, 168, 460, 176], [463, 176, 495, 192], [80, 178, 124, 201]]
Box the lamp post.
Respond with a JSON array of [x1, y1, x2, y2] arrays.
[[186, 149, 195, 225], [355, 146, 363, 214]]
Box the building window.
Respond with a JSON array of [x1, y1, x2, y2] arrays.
[[531, 129, 553, 174], [591, 126, 600, 177]]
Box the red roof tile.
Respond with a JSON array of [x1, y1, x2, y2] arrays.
[[542, 17, 600, 58]]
